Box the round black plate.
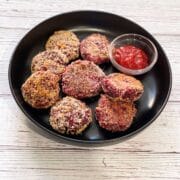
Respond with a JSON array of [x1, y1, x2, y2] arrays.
[[9, 11, 172, 146]]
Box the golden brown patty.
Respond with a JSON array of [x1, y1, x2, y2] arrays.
[[62, 60, 105, 99], [101, 73, 144, 102], [21, 71, 60, 109], [49, 96, 92, 135], [45, 30, 80, 62], [96, 95, 136, 132], [80, 33, 110, 64], [31, 50, 68, 78]]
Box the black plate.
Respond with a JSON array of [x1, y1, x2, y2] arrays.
[[8, 11, 172, 146]]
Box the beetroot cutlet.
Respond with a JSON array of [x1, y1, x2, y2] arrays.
[[49, 96, 92, 135], [101, 73, 144, 102], [96, 95, 137, 132], [31, 50, 68, 78], [80, 33, 110, 64], [62, 60, 105, 99], [45, 30, 80, 62]]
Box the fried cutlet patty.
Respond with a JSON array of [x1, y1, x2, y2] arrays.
[[80, 33, 110, 64], [21, 71, 60, 109], [31, 50, 68, 78], [62, 60, 105, 99], [49, 96, 92, 135], [96, 95, 137, 132], [45, 30, 80, 62], [101, 73, 144, 102]]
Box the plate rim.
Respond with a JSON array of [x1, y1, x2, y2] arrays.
[[8, 10, 172, 145]]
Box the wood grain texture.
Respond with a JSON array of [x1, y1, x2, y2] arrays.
[[0, 0, 180, 179]]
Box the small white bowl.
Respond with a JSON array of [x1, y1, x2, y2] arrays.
[[109, 33, 158, 75]]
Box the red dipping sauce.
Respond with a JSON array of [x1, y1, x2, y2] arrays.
[[113, 45, 149, 70]]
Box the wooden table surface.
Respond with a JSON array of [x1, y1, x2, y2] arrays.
[[0, 0, 180, 179]]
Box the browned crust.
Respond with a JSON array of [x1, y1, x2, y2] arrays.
[[21, 71, 60, 109]]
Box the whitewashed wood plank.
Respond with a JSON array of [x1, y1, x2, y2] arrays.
[[0, 150, 179, 180], [0, 0, 180, 35]]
